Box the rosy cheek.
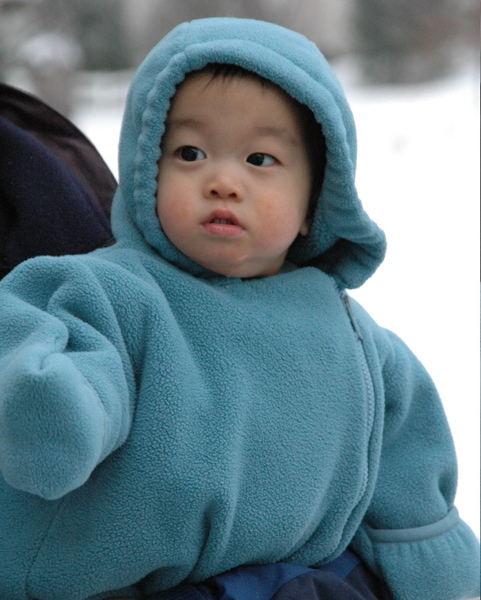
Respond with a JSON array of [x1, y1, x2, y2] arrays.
[[159, 202, 185, 236], [258, 203, 305, 253], [255, 196, 282, 228], [257, 196, 292, 229], [157, 180, 191, 226]]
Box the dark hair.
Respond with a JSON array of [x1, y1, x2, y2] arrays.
[[184, 63, 326, 223]]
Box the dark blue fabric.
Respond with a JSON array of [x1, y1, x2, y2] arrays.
[[271, 558, 386, 600], [148, 564, 311, 600], [0, 115, 112, 272], [317, 548, 360, 579], [147, 551, 386, 600], [195, 563, 313, 600]]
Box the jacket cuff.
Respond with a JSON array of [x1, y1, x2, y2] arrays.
[[351, 508, 480, 600]]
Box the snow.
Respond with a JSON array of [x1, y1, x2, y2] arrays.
[[16, 32, 83, 71], [346, 66, 480, 537], [72, 63, 480, 537]]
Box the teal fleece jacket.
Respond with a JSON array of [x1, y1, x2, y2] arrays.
[[0, 18, 479, 600]]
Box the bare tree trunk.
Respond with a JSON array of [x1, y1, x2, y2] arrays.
[[354, 0, 458, 83]]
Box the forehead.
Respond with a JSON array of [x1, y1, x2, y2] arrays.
[[165, 72, 304, 141]]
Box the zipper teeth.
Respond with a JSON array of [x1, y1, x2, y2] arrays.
[[339, 290, 376, 505], [355, 335, 375, 502]]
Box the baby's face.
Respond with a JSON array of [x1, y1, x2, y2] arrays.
[[156, 72, 311, 278]]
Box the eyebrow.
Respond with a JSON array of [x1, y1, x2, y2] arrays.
[[252, 125, 300, 147], [165, 118, 204, 132], [166, 118, 299, 147]]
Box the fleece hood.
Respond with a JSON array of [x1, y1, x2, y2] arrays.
[[111, 17, 386, 288]]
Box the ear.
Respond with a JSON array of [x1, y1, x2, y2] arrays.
[[299, 218, 310, 237]]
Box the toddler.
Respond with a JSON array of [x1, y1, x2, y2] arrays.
[[0, 17, 479, 600]]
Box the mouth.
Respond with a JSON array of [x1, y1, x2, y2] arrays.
[[202, 210, 245, 237], [211, 217, 237, 225]]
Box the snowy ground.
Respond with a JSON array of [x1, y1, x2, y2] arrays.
[[72, 62, 480, 537]]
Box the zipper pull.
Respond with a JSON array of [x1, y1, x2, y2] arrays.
[[340, 292, 364, 341]]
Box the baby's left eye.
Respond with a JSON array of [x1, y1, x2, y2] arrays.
[[246, 153, 276, 167]]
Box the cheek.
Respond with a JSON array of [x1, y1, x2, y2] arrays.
[[255, 195, 307, 247], [156, 180, 193, 236]]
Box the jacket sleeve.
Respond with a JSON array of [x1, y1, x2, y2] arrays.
[[0, 255, 135, 500], [350, 320, 480, 600]]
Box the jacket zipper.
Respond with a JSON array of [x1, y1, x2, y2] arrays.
[[339, 290, 376, 506]]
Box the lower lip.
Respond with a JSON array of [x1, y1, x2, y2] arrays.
[[202, 222, 245, 237]]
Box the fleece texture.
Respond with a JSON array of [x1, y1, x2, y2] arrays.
[[0, 17, 478, 600]]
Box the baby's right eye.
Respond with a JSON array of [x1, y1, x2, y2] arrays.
[[177, 146, 206, 162]]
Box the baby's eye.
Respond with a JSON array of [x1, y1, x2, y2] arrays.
[[246, 153, 276, 167], [177, 146, 206, 161]]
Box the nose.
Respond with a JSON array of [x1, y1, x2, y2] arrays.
[[204, 168, 243, 201]]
